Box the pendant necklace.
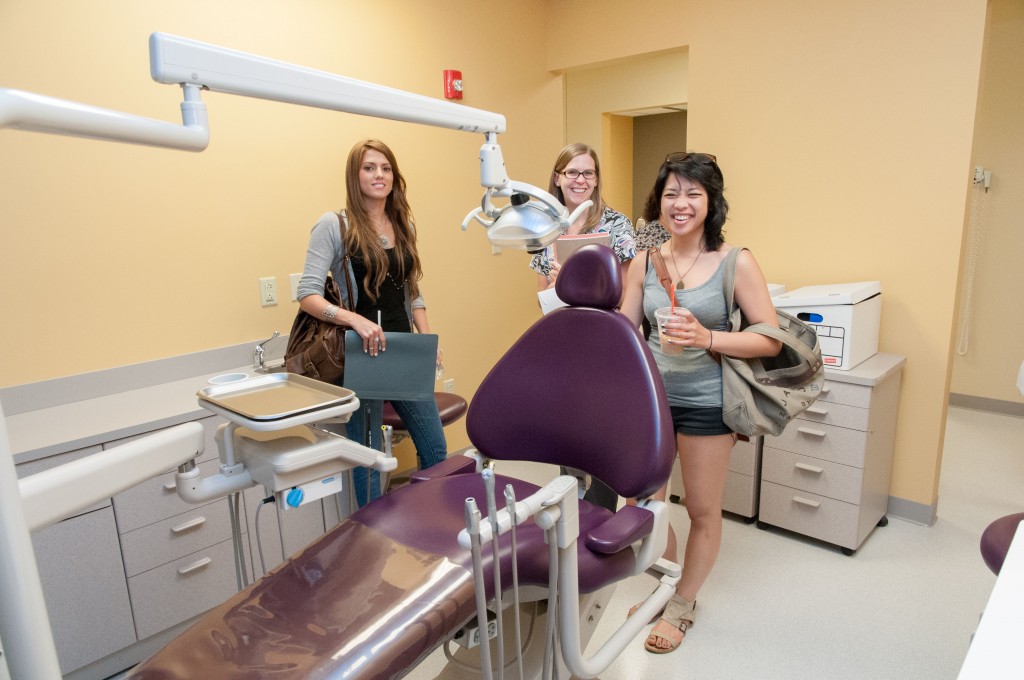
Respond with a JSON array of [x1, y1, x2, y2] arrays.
[[373, 215, 391, 248], [669, 243, 705, 290]]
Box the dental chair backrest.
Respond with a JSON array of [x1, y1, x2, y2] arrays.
[[467, 244, 675, 500]]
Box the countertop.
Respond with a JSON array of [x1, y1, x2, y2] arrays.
[[6, 365, 261, 465]]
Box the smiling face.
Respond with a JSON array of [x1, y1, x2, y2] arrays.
[[554, 152, 598, 212], [358, 148, 393, 202], [659, 173, 708, 238]]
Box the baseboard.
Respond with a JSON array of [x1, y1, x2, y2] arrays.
[[887, 495, 937, 526], [949, 393, 1024, 418]]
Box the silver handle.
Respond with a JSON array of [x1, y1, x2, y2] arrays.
[[170, 516, 206, 534], [805, 406, 829, 416], [795, 462, 824, 474], [177, 556, 212, 575], [820, 385, 831, 395], [792, 496, 821, 509], [797, 427, 827, 438], [163, 481, 177, 491]]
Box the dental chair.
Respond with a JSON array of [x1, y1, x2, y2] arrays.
[[127, 244, 679, 680]]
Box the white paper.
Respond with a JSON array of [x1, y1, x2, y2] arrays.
[[538, 287, 568, 315]]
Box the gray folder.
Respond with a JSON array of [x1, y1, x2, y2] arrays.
[[343, 331, 438, 401]]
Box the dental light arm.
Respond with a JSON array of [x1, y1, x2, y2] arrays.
[[0, 32, 570, 250]]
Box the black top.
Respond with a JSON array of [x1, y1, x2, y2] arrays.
[[350, 247, 412, 333]]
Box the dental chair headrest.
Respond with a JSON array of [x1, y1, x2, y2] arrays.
[[468, 241, 674, 500], [555, 244, 621, 309]]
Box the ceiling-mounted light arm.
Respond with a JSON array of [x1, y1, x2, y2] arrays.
[[0, 84, 209, 151]]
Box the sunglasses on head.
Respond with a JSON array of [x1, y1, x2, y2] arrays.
[[664, 152, 717, 164]]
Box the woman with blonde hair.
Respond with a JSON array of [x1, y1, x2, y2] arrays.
[[529, 143, 635, 291]]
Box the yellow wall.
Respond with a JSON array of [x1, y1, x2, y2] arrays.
[[951, 0, 1024, 405], [548, 0, 988, 513], [0, 0, 564, 454]]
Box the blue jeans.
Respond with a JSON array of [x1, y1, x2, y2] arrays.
[[346, 398, 448, 507]]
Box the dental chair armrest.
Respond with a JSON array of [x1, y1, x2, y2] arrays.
[[410, 453, 478, 483], [584, 505, 654, 554]]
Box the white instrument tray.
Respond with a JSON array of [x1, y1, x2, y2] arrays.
[[197, 373, 356, 429]]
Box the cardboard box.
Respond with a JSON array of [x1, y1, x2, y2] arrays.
[[772, 282, 882, 370]]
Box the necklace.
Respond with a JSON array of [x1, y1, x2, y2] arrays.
[[372, 215, 391, 248], [669, 243, 705, 290]]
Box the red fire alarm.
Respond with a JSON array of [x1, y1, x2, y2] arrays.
[[443, 70, 463, 100]]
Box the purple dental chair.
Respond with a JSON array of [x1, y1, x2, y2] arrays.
[[127, 244, 677, 680]]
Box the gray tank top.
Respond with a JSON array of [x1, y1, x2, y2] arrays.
[[643, 254, 730, 407]]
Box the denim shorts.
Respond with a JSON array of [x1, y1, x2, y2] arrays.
[[670, 405, 733, 436]]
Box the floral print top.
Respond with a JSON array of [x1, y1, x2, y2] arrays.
[[634, 219, 671, 250], [529, 207, 636, 276]]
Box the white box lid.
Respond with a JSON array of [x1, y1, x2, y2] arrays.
[[772, 281, 881, 307]]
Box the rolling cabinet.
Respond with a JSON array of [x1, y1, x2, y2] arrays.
[[757, 353, 905, 554], [20, 445, 137, 675], [670, 435, 763, 520], [110, 416, 251, 640]]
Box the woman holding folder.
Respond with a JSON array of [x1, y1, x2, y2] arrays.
[[529, 143, 636, 291]]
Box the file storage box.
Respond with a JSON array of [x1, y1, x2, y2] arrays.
[[772, 282, 881, 370]]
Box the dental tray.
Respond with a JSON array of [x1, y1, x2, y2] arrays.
[[198, 373, 357, 428]]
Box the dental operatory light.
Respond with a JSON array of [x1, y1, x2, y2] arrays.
[[0, 32, 575, 251]]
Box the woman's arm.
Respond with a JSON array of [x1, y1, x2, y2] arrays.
[[620, 249, 648, 328]]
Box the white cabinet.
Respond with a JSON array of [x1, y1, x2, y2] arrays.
[[19, 445, 137, 675], [757, 353, 905, 554]]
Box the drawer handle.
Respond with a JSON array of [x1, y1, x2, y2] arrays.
[[820, 385, 831, 395], [797, 427, 827, 438], [170, 516, 206, 534], [795, 462, 824, 474], [177, 556, 212, 575], [805, 406, 829, 416], [792, 496, 821, 509], [163, 481, 177, 491]]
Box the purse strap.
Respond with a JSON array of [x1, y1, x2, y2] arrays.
[[335, 210, 356, 312], [648, 247, 675, 297]]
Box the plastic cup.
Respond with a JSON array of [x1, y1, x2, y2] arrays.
[[655, 307, 684, 355]]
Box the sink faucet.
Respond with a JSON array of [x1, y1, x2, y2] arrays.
[[253, 331, 280, 370]]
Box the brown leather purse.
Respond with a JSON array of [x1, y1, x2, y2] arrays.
[[283, 212, 356, 384]]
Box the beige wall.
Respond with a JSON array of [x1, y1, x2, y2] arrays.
[[548, 0, 989, 514], [632, 112, 688, 221], [951, 0, 1024, 406], [0, 0, 564, 454]]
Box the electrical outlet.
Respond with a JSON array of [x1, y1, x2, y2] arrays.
[[443, 378, 455, 394], [259, 276, 278, 307], [289, 273, 302, 301]]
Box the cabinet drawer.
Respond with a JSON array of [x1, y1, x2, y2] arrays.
[[818, 380, 871, 408], [722, 471, 758, 518], [730, 437, 760, 475], [113, 458, 224, 534], [762, 448, 862, 504], [767, 422, 867, 468], [120, 499, 235, 577], [128, 538, 239, 640], [797, 400, 869, 431], [759, 481, 859, 549]]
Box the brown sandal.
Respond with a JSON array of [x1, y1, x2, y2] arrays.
[[643, 594, 695, 654]]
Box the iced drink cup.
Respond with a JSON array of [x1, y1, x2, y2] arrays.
[[655, 307, 685, 355]]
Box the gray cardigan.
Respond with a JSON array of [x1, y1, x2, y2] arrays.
[[296, 211, 426, 323]]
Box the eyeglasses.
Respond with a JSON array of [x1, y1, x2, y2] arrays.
[[560, 169, 598, 180], [665, 152, 717, 164]]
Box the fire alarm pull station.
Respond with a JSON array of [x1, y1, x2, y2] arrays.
[[444, 69, 463, 100]]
